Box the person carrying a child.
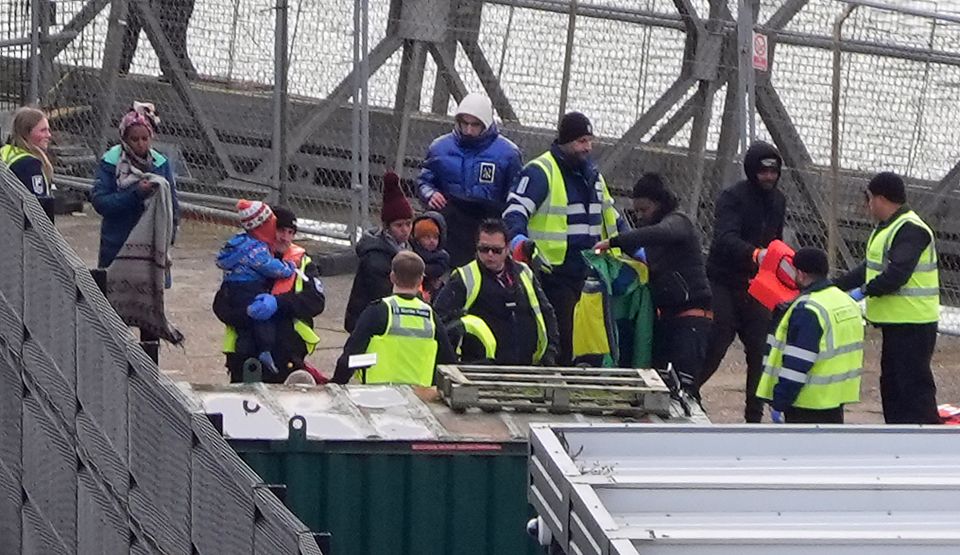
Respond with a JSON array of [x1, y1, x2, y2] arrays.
[[215, 200, 295, 374]]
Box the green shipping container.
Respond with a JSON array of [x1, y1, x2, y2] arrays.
[[177, 383, 702, 555]]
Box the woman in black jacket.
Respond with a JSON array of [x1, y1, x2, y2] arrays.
[[594, 173, 711, 398]]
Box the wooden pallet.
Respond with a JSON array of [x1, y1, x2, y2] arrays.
[[436, 365, 673, 417]]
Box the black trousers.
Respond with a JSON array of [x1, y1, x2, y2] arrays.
[[440, 200, 501, 268], [653, 315, 712, 397], [699, 281, 771, 422], [120, 0, 198, 78], [880, 323, 940, 424], [785, 406, 844, 424], [539, 272, 584, 367]]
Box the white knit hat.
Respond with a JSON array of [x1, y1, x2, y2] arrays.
[[455, 93, 494, 129], [237, 199, 274, 231]]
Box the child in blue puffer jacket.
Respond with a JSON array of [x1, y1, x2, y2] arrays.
[[216, 200, 294, 374]]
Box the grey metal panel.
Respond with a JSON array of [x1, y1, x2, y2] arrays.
[[254, 488, 301, 555], [21, 497, 71, 555], [22, 338, 76, 434], [22, 227, 77, 393], [0, 455, 22, 555], [128, 372, 193, 555], [542, 425, 960, 477], [21, 394, 75, 554], [76, 298, 130, 495], [0, 180, 23, 316], [632, 543, 960, 555], [77, 465, 130, 555], [0, 344, 22, 475], [0, 290, 24, 354], [191, 417, 257, 555], [530, 424, 960, 555], [0, 345, 23, 555]]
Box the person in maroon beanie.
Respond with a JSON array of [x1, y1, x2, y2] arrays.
[[344, 171, 415, 332]]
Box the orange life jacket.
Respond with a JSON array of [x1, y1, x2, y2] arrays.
[[271, 244, 306, 295], [748, 239, 799, 311]]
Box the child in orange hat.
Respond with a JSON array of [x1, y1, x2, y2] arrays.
[[215, 199, 295, 374], [412, 211, 450, 301]]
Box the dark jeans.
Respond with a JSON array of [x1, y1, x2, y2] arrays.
[[441, 199, 500, 267], [653, 314, 712, 397], [699, 280, 771, 422], [539, 272, 584, 367], [785, 405, 844, 424], [120, 0, 198, 78], [221, 281, 277, 355], [880, 323, 940, 424]]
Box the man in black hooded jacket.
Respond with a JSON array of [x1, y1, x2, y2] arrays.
[[698, 141, 787, 422]]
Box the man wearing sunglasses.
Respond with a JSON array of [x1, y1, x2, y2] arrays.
[[434, 219, 559, 366], [417, 93, 523, 267]]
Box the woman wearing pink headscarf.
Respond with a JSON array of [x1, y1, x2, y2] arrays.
[[91, 102, 180, 268]]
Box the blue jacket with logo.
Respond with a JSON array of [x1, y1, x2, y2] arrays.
[[416, 123, 522, 211]]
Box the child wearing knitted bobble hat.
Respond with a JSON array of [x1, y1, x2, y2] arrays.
[[215, 199, 296, 374]]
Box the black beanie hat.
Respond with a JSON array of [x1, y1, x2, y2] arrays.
[[558, 112, 594, 145], [867, 171, 906, 204], [793, 247, 829, 276], [743, 141, 782, 186], [273, 205, 298, 232]]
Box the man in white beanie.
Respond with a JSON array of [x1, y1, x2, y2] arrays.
[[417, 92, 522, 266]]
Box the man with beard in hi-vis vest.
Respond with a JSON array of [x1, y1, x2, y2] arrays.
[[835, 172, 941, 424], [503, 112, 626, 366]]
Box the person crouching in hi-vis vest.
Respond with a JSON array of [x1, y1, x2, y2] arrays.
[[834, 172, 941, 424], [333, 251, 456, 386], [503, 112, 627, 365], [434, 218, 560, 366], [757, 248, 864, 424]]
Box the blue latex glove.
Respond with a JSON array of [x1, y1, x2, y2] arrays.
[[631, 247, 647, 262], [247, 293, 278, 321], [770, 409, 784, 424], [510, 234, 529, 252], [848, 288, 865, 302]]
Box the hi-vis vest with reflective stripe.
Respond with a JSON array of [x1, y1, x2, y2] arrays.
[[757, 287, 864, 410], [525, 151, 619, 266], [222, 254, 321, 355], [459, 314, 497, 360], [1, 144, 48, 196], [864, 210, 939, 324], [456, 260, 547, 363], [364, 295, 438, 386]]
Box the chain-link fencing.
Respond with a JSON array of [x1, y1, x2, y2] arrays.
[[0, 164, 323, 554], [4, 0, 960, 329]]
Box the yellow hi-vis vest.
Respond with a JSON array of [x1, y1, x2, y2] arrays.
[[222, 255, 321, 355], [364, 295, 438, 386], [459, 314, 497, 360], [456, 260, 547, 363], [525, 151, 619, 266], [864, 209, 939, 324], [757, 286, 864, 410], [1, 144, 48, 196]]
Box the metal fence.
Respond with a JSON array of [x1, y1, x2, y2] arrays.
[[3, 0, 960, 325], [0, 164, 323, 554]]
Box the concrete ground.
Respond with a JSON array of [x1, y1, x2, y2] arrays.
[[57, 211, 960, 424]]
